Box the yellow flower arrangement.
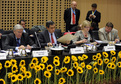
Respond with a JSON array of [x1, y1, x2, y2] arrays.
[[118, 51, 121, 58], [10, 59, 17, 66], [97, 58, 103, 66], [55, 69, 60, 75], [73, 62, 78, 69], [0, 63, 2, 70], [93, 62, 98, 67], [39, 63, 45, 71], [32, 58, 39, 65], [118, 62, 121, 68], [59, 78, 66, 84], [104, 58, 109, 64], [63, 56, 70, 64], [110, 50, 116, 55], [11, 65, 18, 73], [41, 56, 48, 63], [11, 74, 18, 82], [4, 60, 11, 68], [54, 56, 60, 61], [46, 64, 53, 71], [107, 63, 112, 68], [96, 53, 101, 58], [102, 52, 108, 58], [82, 54, 88, 60], [93, 55, 97, 60], [34, 78, 42, 84], [78, 56, 83, 61], [86, 65, 92, 70], [77, 67, 83, 74], [111, 57, 116, 63], [111, 63, 116, 69], [99, 70, 104, 75], [0, 79, 5, 84], [20, 66, 26, 72], [17, 74, 23, 81], [21, 72, 26, 78], [8, 72, 13, 78], [80, 62, 85, 68], [29, 63, 35, 69], [71, 55, 78, 61], [19, 60, 25, 67], [44, 71, 51, 78], [26, 71, 32, 79], [67, 69, 74, 76], [60, 67, 67, 73], [53, 60, 60, 66], [34, 65, 41, 72], [93, 67, 98, 74]]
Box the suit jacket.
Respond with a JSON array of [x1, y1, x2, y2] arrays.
[[64, 8, 80, 30], [24, 28, 30, 35], [38, 29, 62, 48], [86, 10, 101, 27], [98, 27, 119, 41], [4, 33, 36, 50], [0, 29, 4, 34]]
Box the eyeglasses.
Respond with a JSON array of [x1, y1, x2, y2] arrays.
[[84, 27, 90, 28]]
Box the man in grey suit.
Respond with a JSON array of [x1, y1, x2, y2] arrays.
[[98, 22, 119, 43]]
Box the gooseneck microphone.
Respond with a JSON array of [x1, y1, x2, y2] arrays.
[[34, 32, 41, 48]]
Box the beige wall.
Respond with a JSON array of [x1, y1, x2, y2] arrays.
[[75, 0, 121, 38]]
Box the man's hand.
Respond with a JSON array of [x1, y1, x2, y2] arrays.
[[26, 45, 32, 50], [115, 39, 120, 43], [89, 14, 93, 18], [47, 43, 53, 46], [81, 39, 87, 43], [18, 45, 25, 49], [65, 40, 70, 44], [0, 33, 2, 38]]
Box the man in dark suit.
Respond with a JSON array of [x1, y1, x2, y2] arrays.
[[64, 1, 80, 32], [4, 24, 36, 50], [86, 3, 101, 27]]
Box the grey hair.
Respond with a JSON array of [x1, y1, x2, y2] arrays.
[[13, 24, 24, 31]]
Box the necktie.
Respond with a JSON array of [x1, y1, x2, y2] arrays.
[[106, 33, 110, 41], [72, 13, 75, 24], [16, 38, 20, 47], [51, 34, 54, 44]]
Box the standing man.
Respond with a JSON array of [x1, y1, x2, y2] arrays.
[[64, 1, 80, 32], [86, 3, 101, 27]]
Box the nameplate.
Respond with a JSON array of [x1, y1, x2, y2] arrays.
[[104, 46, 115, 51], [32, 50, 48, 57], [0, 53, 7, 60], [70, 47, 84, 54]]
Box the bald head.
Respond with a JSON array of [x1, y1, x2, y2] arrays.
[[71, 1, 77, 10]]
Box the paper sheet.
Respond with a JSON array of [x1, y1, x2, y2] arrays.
[[95, 40, 108, 44]]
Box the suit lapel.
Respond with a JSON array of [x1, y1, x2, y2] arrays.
[[45, 30, 51, 42]]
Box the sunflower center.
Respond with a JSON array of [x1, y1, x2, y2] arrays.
[[36, 80, 39, 84]]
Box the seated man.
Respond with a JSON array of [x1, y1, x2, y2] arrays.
[[38, 20, 69, 48], [98, 22, 119, 43], [4, 24, 36, 50]]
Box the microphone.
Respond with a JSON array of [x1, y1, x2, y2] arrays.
[[34, 32, 41, 48]]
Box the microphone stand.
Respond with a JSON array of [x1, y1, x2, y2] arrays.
[[34, 32, 41, 48]]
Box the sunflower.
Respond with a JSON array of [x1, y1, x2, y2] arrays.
[[77, 67, 83, 74], [55, 69, 60, 75], [63, 56, 70, 64], [80, 62, 85, 68], [34, 65, 41, 72], [60, 67, 67, 73], [82, 54, 88, 60], [67, 69, 74, 76], [73, 62, 78, 69], [21, 72, 26, 78], [46, 64, 53, 71], [19, 60, 25, 67], [41, 56, 48, 63], [54, 56, 60, 61], [59, 78, 66, 84], [20, 66, 26, 72], [97, 59, 103, 66], [102, 52, 108, 58], [118, 62, 121, 68], [118, 51, 121, 58], [78, 56, 83, 61], [107, 63, 112, 68], [10, 59, 17, 66], [93, 67, 98, 74], [17, 74, 23, 81], [4, 60, 11, 68], [39, 63, 45, 71], [11, 74, 18, 82], [71, 55, 78, 61], [110, 50, 116, 55], [0, 79, 5, 84], [93, 55, 97, 60], [8, 72, 13, 78], [29, 63, 35, 69], [34, 78, 42, 84], [32, 58, 39, 65], [104, 58, 109, 64], [111, 63, 116, 69], [96, 53, 101, 58], [86, 65, 92, 70], [53, 60, 60, 66], [0, 63, 2, 70], [12, 65, 18, 73], [26, 71, 32, 79], [93, 62, 98, 67], [99, 70, 104, 75], [44, 71, 51, 78], [111, 57, 116, 63]]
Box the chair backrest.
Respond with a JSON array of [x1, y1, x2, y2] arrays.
[[91, 31, 99, 41], [1, 35, 7, 50], [3, 30, 13, 34]]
